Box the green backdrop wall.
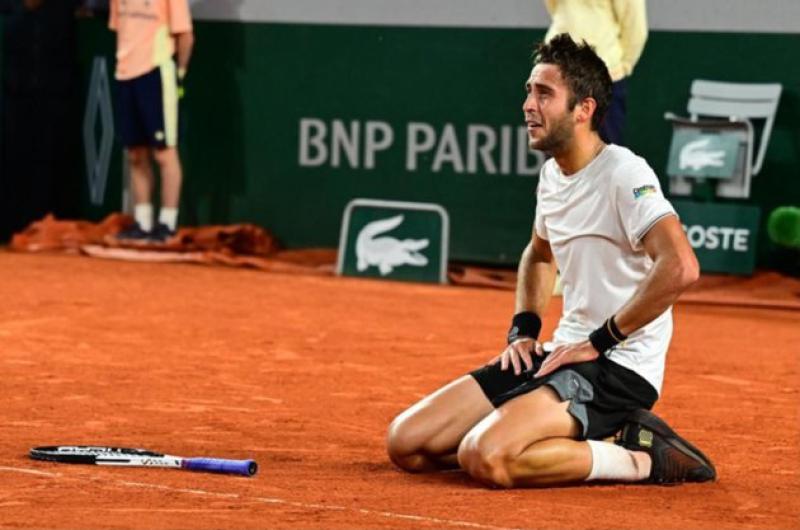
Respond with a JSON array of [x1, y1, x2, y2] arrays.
[[36, 18, 800, 267]]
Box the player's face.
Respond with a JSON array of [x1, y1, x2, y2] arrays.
[[523, 63, 575, 153]]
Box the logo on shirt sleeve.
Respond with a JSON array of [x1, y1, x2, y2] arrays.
[[633, 185, 657, 199]]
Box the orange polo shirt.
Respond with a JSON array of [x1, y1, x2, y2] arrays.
[[109, 0, 193, 81]]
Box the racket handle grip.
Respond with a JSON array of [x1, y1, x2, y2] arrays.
[[182, 458, 258, 476]]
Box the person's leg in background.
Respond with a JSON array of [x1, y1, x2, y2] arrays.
[[127, 145, 155, 236], [115, 70, 156, 240], [148, 61, 182, 241], [599, 78, 628, 146], [151, 146, 182, 239]]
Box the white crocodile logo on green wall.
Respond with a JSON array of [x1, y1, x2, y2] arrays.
[[356, 215, 429, 275]]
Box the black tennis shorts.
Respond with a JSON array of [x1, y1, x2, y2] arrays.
[[470, 353, 659, 440]]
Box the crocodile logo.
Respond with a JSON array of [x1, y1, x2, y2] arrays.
[[356, 215, 429, 276], [679, 138, 726, 171]]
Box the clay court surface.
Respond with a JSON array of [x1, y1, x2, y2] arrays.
[[0, 251, 798, 530]]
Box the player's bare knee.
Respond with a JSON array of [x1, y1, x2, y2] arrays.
[[386, 414, 414, 455], [469, 448, 515, 489], [456, 427, 484, 469], [388, 451, 430, 473], [455, 433, 475, 470], [386, 415, 427, 471], [458, 437, 515, 489]]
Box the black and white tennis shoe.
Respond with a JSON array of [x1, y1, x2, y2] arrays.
[[616, 409, 717, 485]]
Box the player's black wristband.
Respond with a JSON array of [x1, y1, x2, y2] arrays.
[[507, 311, 542, 344], [589, 316, 628, 354]]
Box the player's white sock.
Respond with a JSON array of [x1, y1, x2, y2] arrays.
[[158, 207, 178, 231], [585, 440, 650, 482], [134, 203, 153, 231]]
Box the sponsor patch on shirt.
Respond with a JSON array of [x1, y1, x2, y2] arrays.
[[633, 185, 657, 199]]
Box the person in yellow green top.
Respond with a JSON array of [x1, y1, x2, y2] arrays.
[[543, 0, 647, 146], [110, 0, 194, 241]]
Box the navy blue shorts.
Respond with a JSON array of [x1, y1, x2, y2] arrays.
[[116, 63, 179, 149]]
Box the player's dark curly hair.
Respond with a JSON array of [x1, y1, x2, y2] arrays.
[[534, 33, 612, 131]]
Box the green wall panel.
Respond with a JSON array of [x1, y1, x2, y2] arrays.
[[627, 31, 800, 269], [73, 19, 800, 267]]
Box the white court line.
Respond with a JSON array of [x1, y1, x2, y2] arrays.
[[1, 465, 526, 530], [0, 466, 60, 477]]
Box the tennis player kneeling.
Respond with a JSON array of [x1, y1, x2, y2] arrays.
[[386, 34, 716, 488]]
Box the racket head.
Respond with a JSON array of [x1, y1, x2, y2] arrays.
[[29, 446, 165, 464]]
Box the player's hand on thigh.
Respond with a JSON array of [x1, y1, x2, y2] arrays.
[[534, 340, 598, 378], [489, 338, 543, 375]]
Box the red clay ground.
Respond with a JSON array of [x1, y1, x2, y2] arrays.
[[0, 251, 798, 530]]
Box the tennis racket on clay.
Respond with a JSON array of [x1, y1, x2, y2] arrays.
[[29, 446, 257, 477]]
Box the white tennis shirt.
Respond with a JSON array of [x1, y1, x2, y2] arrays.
[[535, 145, 677, 394]]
